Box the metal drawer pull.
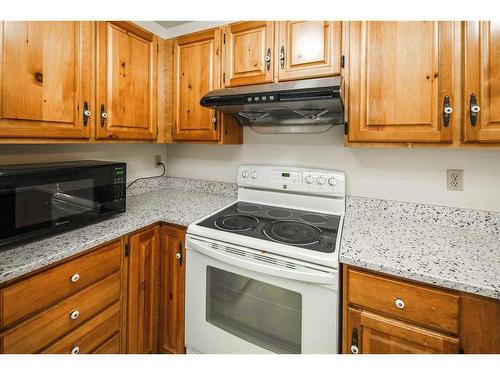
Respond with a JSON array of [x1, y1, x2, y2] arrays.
[[469, 93, 480, 126], [351, 345, 359, 354], [442, 95, 452, 127], [70, 273, 80, 283], [351, 327, 359, 354], [70, 309, 80, 320], [394, 298, 405, 309], [70, 346, 80, 354]]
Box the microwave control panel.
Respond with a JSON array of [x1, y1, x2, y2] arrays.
[[112, 166, 126, 200]]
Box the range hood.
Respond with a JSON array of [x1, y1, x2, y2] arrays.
[[200, 77, 344, 134]]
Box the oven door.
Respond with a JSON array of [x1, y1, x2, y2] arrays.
[[185, 235, 339, 354]]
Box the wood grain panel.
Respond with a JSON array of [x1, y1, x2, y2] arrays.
[[93, 332, 121, 354], [346, 267, 459, 334], [43, 302, 120, 354], [277, 21, 341, 81], [0, 239, 122, 329], [0, 21, 93, 139], [347, 308, 459, 354], [224, 21, 274, 87], [159, 225, 186, 354], [172, 29, 221, 141], [126, 225, 160, 354], [0, 272, 121, 353], [463, 21, 500, 142], [347, 21, 454, 143], [96, 21, 157, 141]]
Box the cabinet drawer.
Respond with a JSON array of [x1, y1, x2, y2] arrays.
[[0, 272, 121, 353], [93, 333, 121, 354], [347, 268, 459, 334], [0, 239, 122, 329], [43, 303, 121, 354]]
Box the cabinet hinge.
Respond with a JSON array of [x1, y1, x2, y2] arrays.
[[124, 243, 130, 257], [223, 72, 225, 83], [223, 33, 226, 44], [344, 122, 349, 135], [341, 55, 345, 69]]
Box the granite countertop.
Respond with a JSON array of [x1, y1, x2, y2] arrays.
[[340, 197, 500, 300], [0, 177, 237, 285]]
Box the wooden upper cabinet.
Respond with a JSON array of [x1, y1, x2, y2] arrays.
[[126, 226, 160, 354], [224, 21, 274, 87], [96, 22, 157, 141], [277, 21, 341, 81], [159, 225, 186, 354], [173, 29, 221, 142], [463, 21, 500, 143], [347, 308, 459, 354], [347, 21, 454, 143], [0, 21, 93, 139]]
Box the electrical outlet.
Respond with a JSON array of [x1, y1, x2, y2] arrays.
[[447, 169, 463, 191], [154, 155, 162, 167]]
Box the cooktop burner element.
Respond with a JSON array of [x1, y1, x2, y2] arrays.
[[214, 214, 260, 232], [299, 213, 328, 225], [198, 201, 341, 253], [237, 203, 261, 213], [266, 208, 292, 218], [264, 220, 321, 246]]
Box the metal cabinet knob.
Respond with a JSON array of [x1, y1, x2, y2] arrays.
[[83, 110, 91, 117], [70, 273, 80, 283], [71, 346, 80, 354], [101, 112, 108, 119], [471, 105, 480, 113], [350, 345, 359, 354], [394, 298, 405, 309], [70, 309, 80, 320], [175, 252, 181, 260], [444, 106, 453, 114]]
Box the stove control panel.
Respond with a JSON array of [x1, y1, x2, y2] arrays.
[[238, 165, 345, 196]]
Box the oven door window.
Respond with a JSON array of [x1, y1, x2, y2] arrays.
[[206, 266, 302, 354]]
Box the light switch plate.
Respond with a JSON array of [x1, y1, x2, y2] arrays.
[[447, 169, 463, 191]]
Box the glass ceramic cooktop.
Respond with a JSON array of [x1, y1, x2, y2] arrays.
[[197, 201, 341, 253]]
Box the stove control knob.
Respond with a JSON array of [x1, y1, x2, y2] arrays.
[[241, 170, 249, 179], [328, 177, 337, 186], [317, 176, 326, 185], [251, 170, 258, 180], [305, 175, 314, 184]]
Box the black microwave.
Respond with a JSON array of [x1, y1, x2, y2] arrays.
[[0, 160, 126, 248]]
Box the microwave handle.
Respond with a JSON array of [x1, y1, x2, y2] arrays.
[[187, 237, 336, 285]]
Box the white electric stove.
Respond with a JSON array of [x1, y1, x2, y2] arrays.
[[185, 165, 345, 354]]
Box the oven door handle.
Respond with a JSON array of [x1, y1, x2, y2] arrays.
[[187, 237, 337, 285]]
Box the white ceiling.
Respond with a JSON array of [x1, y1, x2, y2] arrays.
[[134, 21, 228, 39]]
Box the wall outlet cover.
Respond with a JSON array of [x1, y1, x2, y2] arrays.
[[447, 169, 464, 191]]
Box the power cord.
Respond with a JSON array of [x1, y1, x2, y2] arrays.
[[126, 162, 166, 190]]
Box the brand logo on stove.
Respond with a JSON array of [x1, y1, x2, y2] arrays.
[[283, 184, 287, 189]]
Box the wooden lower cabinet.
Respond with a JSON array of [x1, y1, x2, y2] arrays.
[[159, 224, 186, 354], [347, 308, 459, 354], [126, 225, 160, 354], [343, 265, 500, 354]]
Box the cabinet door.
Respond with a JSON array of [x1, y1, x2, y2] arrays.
[[224, 21, 274, 87], [463, 21, 500, 142], [0, 21, 93, 139], [346, 308, 459, 354], [159, 225, 186, 354], [173, 29, 221, 142], [96, 22, 157, 141], [127, 226, 160, 354], [277, 21, 341, 81], [347, 21, 454, 143]]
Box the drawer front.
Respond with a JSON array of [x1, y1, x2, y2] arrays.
[[93, 333, 121, 354], [347, 268, 459, 334], [43, 303, 121, 354], [1, 239, 122, 329], [0, 272, 121, 353]]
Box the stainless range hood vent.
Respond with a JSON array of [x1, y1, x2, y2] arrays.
[[200, 77, 344, 134]]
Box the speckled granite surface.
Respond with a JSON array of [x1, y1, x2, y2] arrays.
[[0, 179, 236, 284], [340, 196, 500, 300]]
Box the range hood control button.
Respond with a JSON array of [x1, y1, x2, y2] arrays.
[[241, 170, 249, 178], [251, 170, 258, 179], [317, 176, 326, 185], [305, 175, 314, 184], [328, 177, 337, 186]]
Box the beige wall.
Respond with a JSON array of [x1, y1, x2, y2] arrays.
[[0, 144, 167, 182], [165, 126, 500, 212]]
